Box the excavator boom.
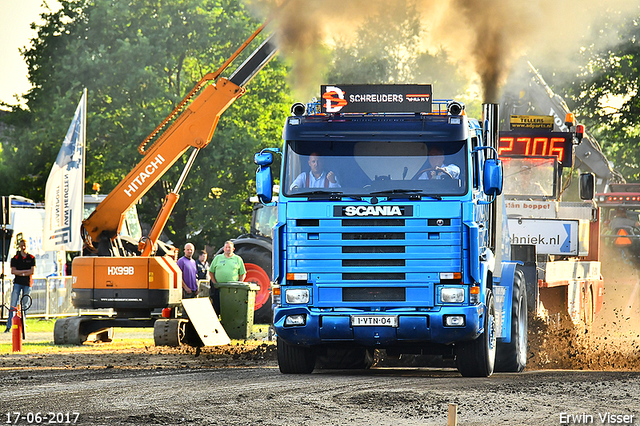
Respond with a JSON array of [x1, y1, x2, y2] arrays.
[[83, 34, 278, 247]]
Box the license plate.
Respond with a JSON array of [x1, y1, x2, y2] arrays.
[[351, 315, 398, 327]]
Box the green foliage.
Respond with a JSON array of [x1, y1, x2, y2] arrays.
[[325, 0, 467, 100], [0, 0, 291, 252], [558, 13, 640, 182]]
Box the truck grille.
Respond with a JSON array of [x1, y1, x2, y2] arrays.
[[286, 201, 463, 308], [343, 287, 406, 302], [343, 232, 405, 240]]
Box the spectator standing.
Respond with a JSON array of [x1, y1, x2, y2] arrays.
[[177, 243, 198, 299], [5, 240, 35, 333], [195, 250, 209, 280], [209, 241, 246, 285], [195, 250, 218, 311]]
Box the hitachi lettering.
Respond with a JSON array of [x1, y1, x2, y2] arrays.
[[124, 154, 166, 197], [344, 206, 403, 217]]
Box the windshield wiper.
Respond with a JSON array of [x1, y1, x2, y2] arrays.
[[299, 190, 344, 200], [369, 189, 441, 200], [370, 189, 422, 195]]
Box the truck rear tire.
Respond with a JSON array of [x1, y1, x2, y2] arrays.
[[495, 269, 528, 372], [455, 290, 496, 377], [233, 245, 272, 324], [277, 336, 316, 374]]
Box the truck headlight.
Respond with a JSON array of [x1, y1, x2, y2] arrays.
[[284, 314, 307, 326], [441, 287, 465, 303], [444, 315, 466, 327], [285, 288, 310, 304]]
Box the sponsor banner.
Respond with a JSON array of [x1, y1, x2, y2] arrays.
[[321, 84, 432, 114], [509, 115, 554, 130], [508, 218, 578, 255], [44, 90, 86, 251], [505, 200, 556, 219], [334, 205, 413, 217]]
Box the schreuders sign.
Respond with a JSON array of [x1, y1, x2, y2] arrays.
[[321, 84, 432, 114]]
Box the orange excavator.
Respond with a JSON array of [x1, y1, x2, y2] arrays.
[[53, 22, 278, 345]]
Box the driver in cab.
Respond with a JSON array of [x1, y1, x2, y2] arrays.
[[417, 146, 460, 180], [290, 152, 341, 190]]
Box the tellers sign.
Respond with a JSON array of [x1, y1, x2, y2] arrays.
[[498, 131, 573, 166]]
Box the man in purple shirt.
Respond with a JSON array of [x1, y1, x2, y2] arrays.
[[177, 243, 198, 298]]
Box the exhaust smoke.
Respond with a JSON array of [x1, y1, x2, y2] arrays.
[[245, 0, 638, 102]]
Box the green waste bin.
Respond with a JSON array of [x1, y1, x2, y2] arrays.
[[214, 281, 260, 339]]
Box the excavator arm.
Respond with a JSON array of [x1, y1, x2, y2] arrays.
[[82, 30, 278, 251]]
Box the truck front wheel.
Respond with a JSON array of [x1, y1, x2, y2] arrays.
[[495, 269, 528, 372], [455, 290, 496, 377], [277, 337, 316, 374]]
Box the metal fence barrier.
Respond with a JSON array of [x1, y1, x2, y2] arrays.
[[1, 278, 214, 320], [1, 277, 113, 320]]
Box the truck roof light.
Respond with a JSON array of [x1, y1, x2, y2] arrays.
[[291, 102, 306, 117], [448, 101, 465, 116], [565, 113, 576, 128], [575, 124, 585, 143]]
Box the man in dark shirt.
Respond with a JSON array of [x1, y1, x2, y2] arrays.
[[5, 240, 35, 332], [195, 251, 209, 281]]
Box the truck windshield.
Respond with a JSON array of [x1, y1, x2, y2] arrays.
[[502, 156, 557, 200], [283, 140, 468, 197]]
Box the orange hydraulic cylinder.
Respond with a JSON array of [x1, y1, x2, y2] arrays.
[[141, 192, 180, 256]]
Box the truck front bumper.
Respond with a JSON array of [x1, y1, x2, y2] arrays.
[[274, 305, 485, 348]]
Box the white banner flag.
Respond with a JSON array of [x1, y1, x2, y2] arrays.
[[44, 90, 86, 251]]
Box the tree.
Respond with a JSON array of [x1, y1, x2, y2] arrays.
[[325, 0, 468, 102], [0, 0, 291, 251], [559, 13, 640, 182]]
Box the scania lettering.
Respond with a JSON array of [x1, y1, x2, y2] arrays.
[[344, 206, 403, 217], [256, 85, 527, 377]]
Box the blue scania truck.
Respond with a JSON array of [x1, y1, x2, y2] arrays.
[[255, 84, 527, 377]]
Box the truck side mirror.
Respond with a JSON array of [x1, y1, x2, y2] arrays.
[[256, 165, 273, 204], [579, 172, 595, 200], [254, 152, 274, 166], [483, 158, 503, 196]]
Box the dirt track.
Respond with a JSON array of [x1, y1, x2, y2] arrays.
[[0, 355, 638, 426], [0, 247, 638, 425]]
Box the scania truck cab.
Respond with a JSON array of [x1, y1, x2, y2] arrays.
[[256, 85, 526, 377]]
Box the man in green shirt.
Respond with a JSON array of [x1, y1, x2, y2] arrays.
[[208, 241, 247, 312], [209, 240, 246, 283]]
